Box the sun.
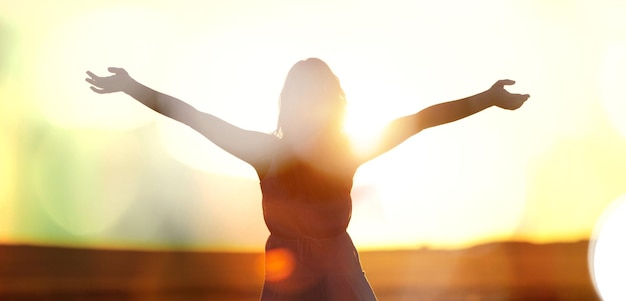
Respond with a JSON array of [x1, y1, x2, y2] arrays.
[[343, 104, 391, 159]]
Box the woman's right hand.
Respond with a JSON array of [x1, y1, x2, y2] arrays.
[[85, 67, 131, 94]]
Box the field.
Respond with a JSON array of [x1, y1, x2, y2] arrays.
[[0, 241, 599, 300]]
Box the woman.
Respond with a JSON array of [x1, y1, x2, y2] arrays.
[[85, 58, 529, 300]]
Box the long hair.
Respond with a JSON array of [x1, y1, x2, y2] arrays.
[[274, 58, 346, 138]]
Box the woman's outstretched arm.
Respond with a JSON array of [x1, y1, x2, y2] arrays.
[[86, 67, 277, 176], [354, 80, 530, 165]]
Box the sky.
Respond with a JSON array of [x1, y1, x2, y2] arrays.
[[1, 0, 625, 251]]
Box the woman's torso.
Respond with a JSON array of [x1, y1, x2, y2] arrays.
[[259, 145, 356, 239], [258, 141, 378, 300]]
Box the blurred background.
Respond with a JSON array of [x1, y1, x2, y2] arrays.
[[1, 0, 625, 299]]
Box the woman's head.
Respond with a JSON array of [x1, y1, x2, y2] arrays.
[[275, 58, 346, 139]]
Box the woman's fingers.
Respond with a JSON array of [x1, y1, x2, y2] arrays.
[[495, 79, 515, 87], [85, 71, 111, 93], [85, 71, 100, 85], [89, 86, 107, 94], [107, 67, 127, 75]]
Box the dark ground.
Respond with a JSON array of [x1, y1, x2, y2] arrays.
[[0, 241, 599, 301]]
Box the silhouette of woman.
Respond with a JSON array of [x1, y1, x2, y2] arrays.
[[86, 58, 529, 300]]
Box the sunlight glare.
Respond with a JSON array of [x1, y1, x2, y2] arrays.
[[31, 7, 181, 129], [359, 129, 528, 249], [599, 42, 626, 139], [343, 105, 388, 157], [156, 31, 284, 178], [157, 121, 255, 178]]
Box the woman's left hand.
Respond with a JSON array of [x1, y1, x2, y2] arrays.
[[488, 79, 530, 110]]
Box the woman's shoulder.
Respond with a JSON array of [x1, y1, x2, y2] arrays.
[[252, 136, 283, 181]]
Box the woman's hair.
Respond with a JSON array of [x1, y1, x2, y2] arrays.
[[274, 58, 346, 138]]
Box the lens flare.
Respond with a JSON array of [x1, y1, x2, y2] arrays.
[[264, 248, 295, 282], [589, 194, 626, 300], [32, 129, 140, 237]]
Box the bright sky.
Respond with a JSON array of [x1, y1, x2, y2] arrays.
[[1, 0, 625, 251]]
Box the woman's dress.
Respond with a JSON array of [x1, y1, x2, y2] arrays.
[[259, 154, 377, 301]]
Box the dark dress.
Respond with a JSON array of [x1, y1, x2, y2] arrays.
[[259, 153, 377, 301]]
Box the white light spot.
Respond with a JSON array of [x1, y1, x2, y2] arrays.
[[589, 194, 626, 300]]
